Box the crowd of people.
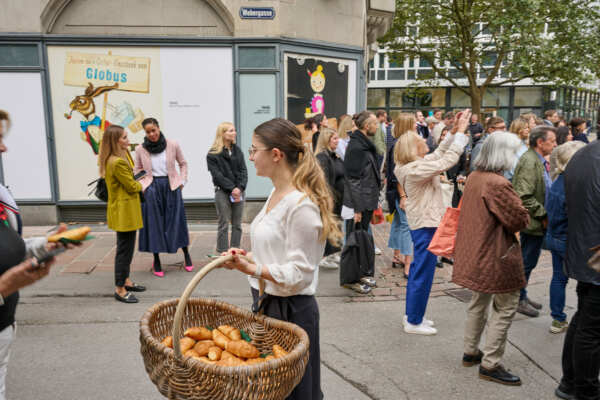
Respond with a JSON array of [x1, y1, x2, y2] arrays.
[[295, 107, 599, 395], [1, 102, 599, 400]]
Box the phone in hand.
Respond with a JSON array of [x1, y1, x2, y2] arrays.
[[134, 171, 147, 180], [35, 247, 66, 267]]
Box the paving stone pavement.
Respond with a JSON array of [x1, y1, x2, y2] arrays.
[[24, 222, 553, 302]]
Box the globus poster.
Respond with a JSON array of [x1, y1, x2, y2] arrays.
[[47, 45, 234, 201]]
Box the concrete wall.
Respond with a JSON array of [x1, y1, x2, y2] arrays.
[[1, 0, 367, 47], [19, 205, 59, 225]]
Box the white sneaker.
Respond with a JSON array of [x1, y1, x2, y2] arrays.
[[404, 321, 438, 335], [403, 315, 435, 327], [331, 253, 341, 263], [319, 257, 339, 269], [374, 246, 382, 255]]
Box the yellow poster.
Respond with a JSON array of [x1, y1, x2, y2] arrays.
[[64, 52, 150, 93], [48, 46, 162, 201]]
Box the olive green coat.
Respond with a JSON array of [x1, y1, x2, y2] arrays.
[[105, 155, 143, 232], [512, 148, 547, 236]]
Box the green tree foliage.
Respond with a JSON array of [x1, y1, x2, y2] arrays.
[[379, 0, 600, 115]]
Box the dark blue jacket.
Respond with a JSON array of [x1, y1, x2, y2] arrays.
[[546, 174, 567, 243], [573, 133, 589, 144]]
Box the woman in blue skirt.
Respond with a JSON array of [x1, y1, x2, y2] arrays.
[[134, 118, 192, 277], [385, 113, 414, 278]]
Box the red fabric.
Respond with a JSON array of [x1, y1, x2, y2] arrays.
[[427, 200, 461, 258], [371, 207, 384, 225]]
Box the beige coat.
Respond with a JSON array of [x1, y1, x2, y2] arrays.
[[394, 134, 466, 230]]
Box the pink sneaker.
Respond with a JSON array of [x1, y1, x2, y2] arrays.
[[184, 265, 194, 272], [152, 270, 164, 278]]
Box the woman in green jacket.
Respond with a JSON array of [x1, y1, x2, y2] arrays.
[[99, 125, 146, 303]]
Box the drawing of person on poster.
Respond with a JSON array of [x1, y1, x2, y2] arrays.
[[286, 56, 348, 124]]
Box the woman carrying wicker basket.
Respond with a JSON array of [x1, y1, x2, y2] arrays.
[[222, 118, 342, 400]]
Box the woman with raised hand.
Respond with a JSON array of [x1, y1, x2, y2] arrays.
[[222, 118, 342, 400], [99, 125, 146, 303], [206, 122, 248, 255], [394, 109, 471, 335], [134, 118, 192, 277]]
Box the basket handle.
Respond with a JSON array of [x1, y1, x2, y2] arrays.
[[172, 254, 263, 359]]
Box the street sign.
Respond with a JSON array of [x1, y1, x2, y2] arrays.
[[239, 7, 275, 20]]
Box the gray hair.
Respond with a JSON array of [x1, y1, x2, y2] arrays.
[[529, 125, 557, 148], [554, 141, 586, 175], [473, 131, 523, 173]]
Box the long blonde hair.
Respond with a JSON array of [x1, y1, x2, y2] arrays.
[[337, 114, 353, 140], [315, 128, 337, 154], [209, 122, 234, 154], [393, 113, 416, 138], [253, 118, 342, 244], [393, 131, 422, 167], [98, 125, 130, 177]]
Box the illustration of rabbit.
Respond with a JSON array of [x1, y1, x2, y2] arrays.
[[64, 82, 118, 154]]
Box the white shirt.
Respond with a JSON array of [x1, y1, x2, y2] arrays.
[[248, 189, 325, 297], [150, 151, 168, 176]]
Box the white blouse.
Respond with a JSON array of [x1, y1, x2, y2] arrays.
[[248, 189, 325, 297], [150, 150, 168, 177]]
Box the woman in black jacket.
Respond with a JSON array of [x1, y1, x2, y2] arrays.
[[315, 128, 344, 268], [207, 122, 248, 253], [342, 111, 381, 292]]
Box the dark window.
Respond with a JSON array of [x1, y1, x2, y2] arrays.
[[387, 70, 405, 80], [238, 47, 276, 69], [0, 44, 39, 66]]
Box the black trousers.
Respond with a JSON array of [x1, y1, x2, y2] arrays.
[[251, 288, 323, 400], [560, 281, 600, 400], [115, 230, 136, 287]]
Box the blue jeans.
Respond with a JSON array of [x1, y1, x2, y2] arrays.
[[406, 227, 437, 325], [519, 232, 544, 301], [547, 235, 568, 322]]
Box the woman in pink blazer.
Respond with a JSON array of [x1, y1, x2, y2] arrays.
[[134, 118, 192, 277]]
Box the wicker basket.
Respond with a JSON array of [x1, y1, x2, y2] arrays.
[[139, 255, 310, 400]]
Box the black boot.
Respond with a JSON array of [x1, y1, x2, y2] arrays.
[[479, 365, 521, 386], [554, 380, 575, 400]]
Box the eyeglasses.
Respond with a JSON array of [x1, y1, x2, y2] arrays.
[[248, 147, 270, 156]]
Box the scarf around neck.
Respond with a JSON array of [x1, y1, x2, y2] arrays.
[[143, 132, 167, 154]]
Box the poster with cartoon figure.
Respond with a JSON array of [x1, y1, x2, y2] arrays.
[[62, 51, 151, 155], [286, 56, 349, 124], [47, 45, 234, 201], [48, 46, 163, 200]]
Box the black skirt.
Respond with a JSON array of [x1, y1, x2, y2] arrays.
[[251, 288, 323, 400]]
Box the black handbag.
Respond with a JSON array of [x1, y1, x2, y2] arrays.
[[339, 223, 375, 285], [88, 178, 108, 202]]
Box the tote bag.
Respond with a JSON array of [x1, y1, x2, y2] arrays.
[[427, 199, 462, 258], [340, 224, 375, 285]]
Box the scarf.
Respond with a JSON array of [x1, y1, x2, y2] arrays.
[[143, 132, 167, 154]]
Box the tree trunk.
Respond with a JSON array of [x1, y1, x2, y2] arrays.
[[470, 88, 482, 117]]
